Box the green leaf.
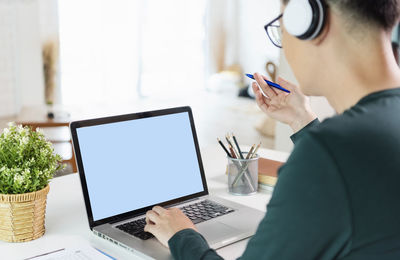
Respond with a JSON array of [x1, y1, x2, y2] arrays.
[[0, 124, 64, 194]]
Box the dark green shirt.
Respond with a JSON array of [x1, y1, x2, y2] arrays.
[[168, 88, 400, 260]]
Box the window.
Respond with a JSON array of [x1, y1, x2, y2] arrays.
[[58, 0, 207, 105]]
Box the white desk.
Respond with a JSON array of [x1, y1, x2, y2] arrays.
[[0, 145, 288, 260]]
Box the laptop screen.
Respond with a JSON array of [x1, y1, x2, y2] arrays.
[[75, 111, 205, 222]]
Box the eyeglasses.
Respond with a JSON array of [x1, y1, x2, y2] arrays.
[[264, 13, 283, 48]]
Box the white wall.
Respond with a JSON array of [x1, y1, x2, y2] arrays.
[[237, 0, 281, 75], [17, 0, 45, 108], [0, 1, 19, 117], [38, 0, 59, 42], [0, 0, 44, 117], [206, 0, 281, 76]]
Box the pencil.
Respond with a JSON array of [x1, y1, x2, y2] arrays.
[[232, 143, 257, 190], [229, 144, 238, 159], [226, 134, 240, 159], [232, 133, 244, 159], [251, 142, 261, 159], [246, 144, 256, 159], [218, 138, 231, 157]]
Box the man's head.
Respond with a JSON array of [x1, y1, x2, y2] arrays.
[[280, 0, 400, 96]]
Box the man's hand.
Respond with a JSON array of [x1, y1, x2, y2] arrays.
[[252, 72, 317, 133], [144, 206, 197, 248]]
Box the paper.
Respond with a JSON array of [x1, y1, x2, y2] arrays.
[[23, 237, 114, 260], [24, 244, 111, 260]]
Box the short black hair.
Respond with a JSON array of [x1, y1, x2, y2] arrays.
[[282, 0, 400, 31]]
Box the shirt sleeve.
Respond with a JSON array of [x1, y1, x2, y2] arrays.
[[168, 228, 223, 260], [290, 118, 320, 144], [169, 131, 352, 260]]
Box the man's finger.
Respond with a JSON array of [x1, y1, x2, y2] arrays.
[[254, 72, 277, 97], [253, 83, 270, 113], [260, 74, 278, 96], [145, 215, 154, 225], [253, 83, 266, 103], [252, 82, 268, 100], [144, 223, 156, 234], [146, 210, 161, 224], [152, 206, 167, 215], [276, 77, 298, 93]]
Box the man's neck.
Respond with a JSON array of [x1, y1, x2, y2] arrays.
[[323, 34, 400, 114]]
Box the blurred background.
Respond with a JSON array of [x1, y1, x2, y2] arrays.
[[0, 0, 399, 174]]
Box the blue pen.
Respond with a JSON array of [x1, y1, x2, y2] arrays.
[[246, 74, 291, 94]]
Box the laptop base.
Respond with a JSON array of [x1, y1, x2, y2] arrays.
[[94, 196, 264, 260]]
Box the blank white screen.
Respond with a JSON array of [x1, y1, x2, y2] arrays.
[[76, 112, 204, 221]]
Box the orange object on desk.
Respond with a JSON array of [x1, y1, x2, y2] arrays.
[[258, 158, 284, 187]]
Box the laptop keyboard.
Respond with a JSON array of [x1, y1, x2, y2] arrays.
[[116, 200, 234, 240], [180, 200, 234, 224], [116, 218, 154, 240]]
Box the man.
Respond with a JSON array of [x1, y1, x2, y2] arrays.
[[144, 0, 400, 259]]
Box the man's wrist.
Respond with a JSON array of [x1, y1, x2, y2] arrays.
[[290, 111, 317, 133]]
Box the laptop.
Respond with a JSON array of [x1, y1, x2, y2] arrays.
[[70, 106, 264, 260]]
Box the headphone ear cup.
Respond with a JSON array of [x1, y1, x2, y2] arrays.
[[283, 0, 326, 40], [304, 0, 326, 39], [283, 0, 314, 38]]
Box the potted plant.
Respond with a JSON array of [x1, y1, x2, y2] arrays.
[[0, 123, 63, 242]]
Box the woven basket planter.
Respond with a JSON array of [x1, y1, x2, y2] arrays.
[[0, 185, 50, 242]]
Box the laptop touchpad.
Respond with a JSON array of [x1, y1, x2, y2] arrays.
[[198, 221, 240, 244]]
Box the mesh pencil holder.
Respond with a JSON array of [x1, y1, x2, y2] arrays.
[[0, 185, 50, 242]]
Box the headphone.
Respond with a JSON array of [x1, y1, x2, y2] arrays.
[[283, 0, 327, 40]]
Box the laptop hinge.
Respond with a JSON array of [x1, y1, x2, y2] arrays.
[[109, 212, 146, 224], [166, 197, 201, 208], [109, 197, 205, 225]]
